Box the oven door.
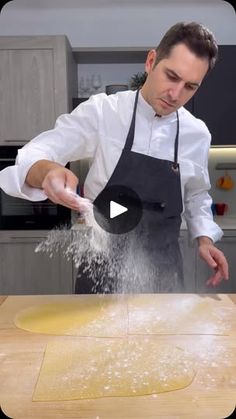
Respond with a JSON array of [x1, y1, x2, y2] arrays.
[[0, 146, 71, 230]]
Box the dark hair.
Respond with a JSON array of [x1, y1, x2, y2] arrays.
[[154, 22, 218, 73]]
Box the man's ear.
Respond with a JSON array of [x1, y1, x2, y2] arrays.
[[145, 49, 157, 74]]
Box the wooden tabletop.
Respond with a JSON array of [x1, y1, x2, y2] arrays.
[[0, 296, 7, 306], [0, 294, 236, 419], [228, 294, 236, 305]]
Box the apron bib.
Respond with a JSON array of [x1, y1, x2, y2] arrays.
[[76, 89, 184, 294]]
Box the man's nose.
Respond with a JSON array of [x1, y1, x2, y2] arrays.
[[169, 83, 184, 101]]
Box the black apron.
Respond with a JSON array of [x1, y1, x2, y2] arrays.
[[75, 89, 184, 294]]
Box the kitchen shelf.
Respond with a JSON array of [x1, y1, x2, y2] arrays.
[[72, 97, 88, 109], [72, 47, 149, 64], [215, 163, 236, 170]]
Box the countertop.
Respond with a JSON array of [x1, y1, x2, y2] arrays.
[[181, 215, 236, 230], [0, 294, 236, 419], [214, 216, 236, 229]]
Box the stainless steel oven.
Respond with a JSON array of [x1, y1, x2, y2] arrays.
[[0, 146, 71, 229]]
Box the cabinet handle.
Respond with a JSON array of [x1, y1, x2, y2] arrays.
[[3, 140, 27, 143], [10, 236, 46, 241]]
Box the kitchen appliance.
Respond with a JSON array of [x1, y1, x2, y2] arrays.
[[105, 84, 128, 95], [0, 146, 71, 229]]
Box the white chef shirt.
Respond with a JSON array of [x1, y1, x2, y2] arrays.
[[0, 89, 222, 243]]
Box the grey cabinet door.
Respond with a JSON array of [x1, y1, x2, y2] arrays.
[[196, 232, 236, 293], [0, 49, 55, 143], [179, 231, 196, 292], [0, 231, 73, 294], [0, 36, 77, 145]]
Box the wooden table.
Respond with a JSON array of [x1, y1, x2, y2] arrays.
[[0, 294, 236, 419]]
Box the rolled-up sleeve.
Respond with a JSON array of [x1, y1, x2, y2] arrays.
[[183, 150, 223, 244]]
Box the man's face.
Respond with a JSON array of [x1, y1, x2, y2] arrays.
[[141, 43, 209, 116]]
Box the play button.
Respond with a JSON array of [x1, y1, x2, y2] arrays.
[[110, 201, 128, 219], [93, 184, 142, 234]]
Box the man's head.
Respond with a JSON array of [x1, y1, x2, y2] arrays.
[[141, 22, 218, 116]]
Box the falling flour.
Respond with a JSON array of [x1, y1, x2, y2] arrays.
[[35, 204, 181, 293]]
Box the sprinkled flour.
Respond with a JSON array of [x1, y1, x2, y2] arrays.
[[35, 204, 181, 293]]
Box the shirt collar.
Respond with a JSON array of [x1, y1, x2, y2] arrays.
[[138, 90, 177, 122]]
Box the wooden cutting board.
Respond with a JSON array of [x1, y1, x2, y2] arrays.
[[0, 294, 236, 419]]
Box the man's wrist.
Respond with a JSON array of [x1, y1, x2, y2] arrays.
[[26, 160, 62, 188], [197, 236, 213, 246]]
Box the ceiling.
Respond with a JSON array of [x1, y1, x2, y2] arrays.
[[6, 0, 225, 9]]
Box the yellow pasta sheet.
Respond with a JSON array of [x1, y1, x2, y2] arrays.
[[128, 294, 236, 335], [14, 295, 127, 337], [33, 336, 195, 401]]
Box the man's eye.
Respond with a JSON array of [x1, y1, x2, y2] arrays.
[[185, 84, 195, 90], [167, 73, 177, 81], [186, 85, 196, 91]]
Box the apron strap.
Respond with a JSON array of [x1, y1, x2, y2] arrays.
[[173, 111, 179, 169], [124, 89, 140, 151], [124, 89, 180, 168]]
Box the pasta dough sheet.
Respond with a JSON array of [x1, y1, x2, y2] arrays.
[[33, 336, 195, 401], [128, 294, 236, 335], [14, 296, 127, 337]]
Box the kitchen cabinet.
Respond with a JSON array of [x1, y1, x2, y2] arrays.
[[179, 231, 196, 292], [0, 36, 77, 145], [196, 230, 236, 293], [72, 47, 148, 65], [0, 231, 73, 294], [180, 228, 236, 293], [188, 45, 236, 146]]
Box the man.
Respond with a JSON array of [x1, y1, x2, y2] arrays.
[[0, 21, 229, 293]]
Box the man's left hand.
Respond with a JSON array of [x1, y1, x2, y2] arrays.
[[198, 236, 229, 287]]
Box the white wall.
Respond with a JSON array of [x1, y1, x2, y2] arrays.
[[0, 0, 235, 46]]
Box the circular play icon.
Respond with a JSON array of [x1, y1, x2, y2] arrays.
[[93, 185, 142, 234]]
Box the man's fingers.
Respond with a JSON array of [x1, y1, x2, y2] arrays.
[[42, 167, 80, 210], [212, 250, 229, 280], [206, 266, 228, 287]]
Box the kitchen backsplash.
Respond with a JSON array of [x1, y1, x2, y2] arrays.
[[208, 148, 236, 216]]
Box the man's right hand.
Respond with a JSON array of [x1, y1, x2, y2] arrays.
[[42, 167, 81, 211], [26, 160, 81, 211]]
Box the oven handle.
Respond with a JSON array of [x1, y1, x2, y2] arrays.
[[9, 236, 47, 241]]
